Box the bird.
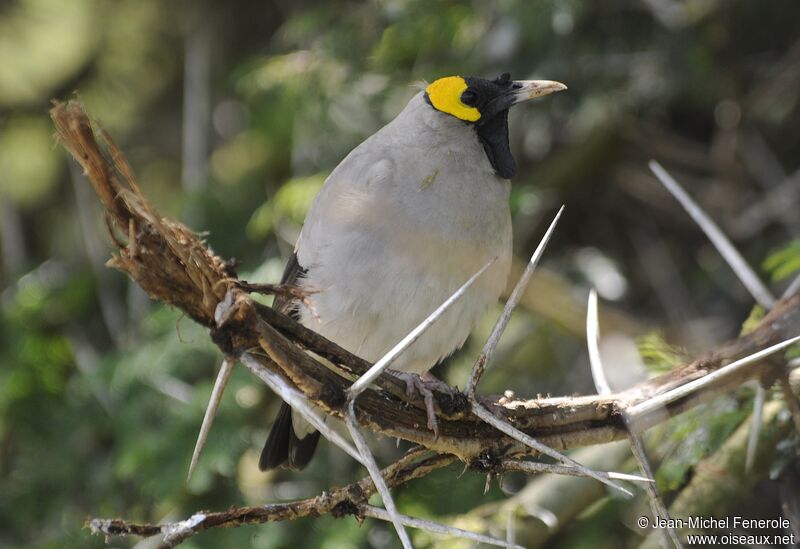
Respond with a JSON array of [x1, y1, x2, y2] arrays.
[[259, 72, 566, 471]]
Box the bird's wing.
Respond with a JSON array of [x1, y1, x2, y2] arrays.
[[272, 251, 307, 320], [294, 149, 395, 267], [276, 136, 396, 321]]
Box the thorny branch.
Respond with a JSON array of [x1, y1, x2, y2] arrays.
[[51, 101, 800, 545], [587, 291, 682, 548], [88, 448, 454, 547]]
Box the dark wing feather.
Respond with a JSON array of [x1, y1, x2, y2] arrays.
[[259, 251, 320, 471], [272, 251, 307, 320]]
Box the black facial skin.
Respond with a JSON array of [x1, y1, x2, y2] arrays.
[[424, 72, 522, 179], [462, 73, 522, 179]]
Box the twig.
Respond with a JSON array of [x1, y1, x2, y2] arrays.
[[239, 352, 365, 465], [88, 449, 454, 544], [650, 160, 794, 466], [52, 101, 229, 327], [159, 513, 207, 548], [250, 290, 800, 447], [626, 426, 683, 548], [648, 160, 776, 309], [499, 459, 652, 483], [463, 206, 631, 496], [639, 400, 794, 549], [466, 206, 564, 395], [650, 160, 791, 478], [187, 357, 234, 481], [361, 505, 522, 549], [476, 442, 635, 549], [345, 400, 412, 549], [627, 335, 800, 421], [469, 401, 632, 496], [235, 280, 319, 317]]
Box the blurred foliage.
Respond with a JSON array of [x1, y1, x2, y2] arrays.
[[0, 0, 97, 107], [654, 397, 750, 492], [0, 116, 60, 205], [636, 332, 686, 374], [247, 172, 327, 240], [1, 0, 800, 547], [763, 240, 800, 282], [740, 304, 766, 336]]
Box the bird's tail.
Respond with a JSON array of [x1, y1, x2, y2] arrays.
[[259, 402, 321, 471]]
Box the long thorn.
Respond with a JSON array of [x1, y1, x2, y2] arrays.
[[627, 335, 800, 419], [466, 206, 564, 396], [587, 289, 613, 396], [345, 401, 412, 549], [239, 353, 365, 465], [782, 273, 800, 300], [499, 459, 653, 483], [348, 257, 497, 398], [362, 505, 522, 549], [187, 357, 234, 482], [469, 397, 632, 496], [586, 295, 680, 545], [625, 420, 683, 548], [649, 160, 776, 309]]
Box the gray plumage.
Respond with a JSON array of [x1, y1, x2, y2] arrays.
[[295, 91, 512, 372]]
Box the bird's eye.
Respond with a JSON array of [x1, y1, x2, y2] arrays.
[[460, 89, 479, 106]]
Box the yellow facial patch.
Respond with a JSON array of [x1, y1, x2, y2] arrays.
[[425, 76, 481, 122]]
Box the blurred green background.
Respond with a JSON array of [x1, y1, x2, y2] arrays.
[[1, 0, 799, 547]]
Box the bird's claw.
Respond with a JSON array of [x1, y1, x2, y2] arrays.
[[392, 371, 447, 439]]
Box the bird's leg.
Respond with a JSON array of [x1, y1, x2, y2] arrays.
[[390, 371, 449, 438]]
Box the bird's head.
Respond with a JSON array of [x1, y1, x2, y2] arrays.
[[424, 73, 566, 179]]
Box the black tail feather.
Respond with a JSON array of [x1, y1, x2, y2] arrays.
[[259, 402, 320, 471], [287, 426, 320, 471], [259, 402, 291, 470]]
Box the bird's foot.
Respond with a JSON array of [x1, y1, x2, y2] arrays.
[[391, 371, 448, 438]]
